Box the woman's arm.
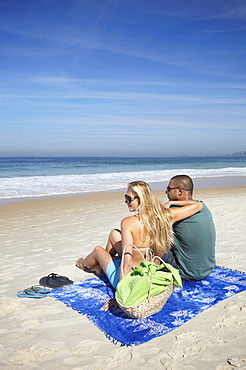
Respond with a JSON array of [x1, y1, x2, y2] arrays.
[[119, 217, 135, 280], [165, 200, 203, 224]]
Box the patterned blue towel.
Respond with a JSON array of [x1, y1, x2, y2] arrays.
[[49, 266, 246, 346]]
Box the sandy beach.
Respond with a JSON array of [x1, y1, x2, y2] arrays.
[[0, 186, 246, 369]]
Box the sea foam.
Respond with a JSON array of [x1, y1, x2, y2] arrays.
[[1, 167, 246, 199]]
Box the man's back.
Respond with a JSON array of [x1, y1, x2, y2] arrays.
[[171, 202, 216, 280]]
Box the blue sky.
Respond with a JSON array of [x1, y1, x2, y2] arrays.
[[0, 0, 246, 157]]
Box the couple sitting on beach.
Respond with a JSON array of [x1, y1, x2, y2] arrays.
[[76, 175, 216, 309]]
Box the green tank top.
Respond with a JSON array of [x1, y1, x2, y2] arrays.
[[172, 202, 216, 280]]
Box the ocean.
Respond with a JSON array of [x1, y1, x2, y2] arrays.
[[0, 156, 246, 200]]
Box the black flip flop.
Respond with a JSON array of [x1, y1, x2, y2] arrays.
[[39, 273, 74, 289]]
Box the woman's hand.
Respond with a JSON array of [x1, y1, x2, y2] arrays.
[[101, 297, 118, 311], [163, 201, 171, 209]]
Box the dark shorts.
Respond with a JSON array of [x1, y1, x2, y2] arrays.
[[162, 249, 178, 269]]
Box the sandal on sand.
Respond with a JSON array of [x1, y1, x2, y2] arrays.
[[17, 288, 47, 298], [39, 273, 73, 289], [30, 285, 51, 294]]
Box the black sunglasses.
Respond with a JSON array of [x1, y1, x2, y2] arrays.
[[124, 194, 139, 204], [166, 186, 192, 192], [166, 186, 180, 192]]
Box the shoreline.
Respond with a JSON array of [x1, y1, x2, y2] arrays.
[[1, 185, 246, 211], [1, 175, 246, 205]]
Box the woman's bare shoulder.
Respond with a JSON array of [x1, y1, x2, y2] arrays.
[[121, 215, 139, 226]]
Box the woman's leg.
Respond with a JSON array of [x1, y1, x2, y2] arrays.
[[76, 229, 122, 277], [91, 228, 122, 275], [105, 229, 122, 257], [76, 246, 113, 274]]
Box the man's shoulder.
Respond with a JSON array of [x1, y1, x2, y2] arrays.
[[198, 201, 211, 213]]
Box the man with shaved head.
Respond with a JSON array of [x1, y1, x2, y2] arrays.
[[163, 175, 216, 281]]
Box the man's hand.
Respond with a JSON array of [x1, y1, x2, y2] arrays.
[[101, 297, 118, 311]]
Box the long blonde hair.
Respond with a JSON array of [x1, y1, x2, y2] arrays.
[[127, 181, 173, 256]]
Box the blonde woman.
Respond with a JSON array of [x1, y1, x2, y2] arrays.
[[76, 181, 202, 308]]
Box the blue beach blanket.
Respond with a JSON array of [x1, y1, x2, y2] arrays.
[[49, 266, 246, 346]]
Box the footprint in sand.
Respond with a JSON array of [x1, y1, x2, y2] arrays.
[[216, 357, 246, 370], [70, 340, 101, 354], [6, 341, 61, 365], [0, 298, 25, 315]]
